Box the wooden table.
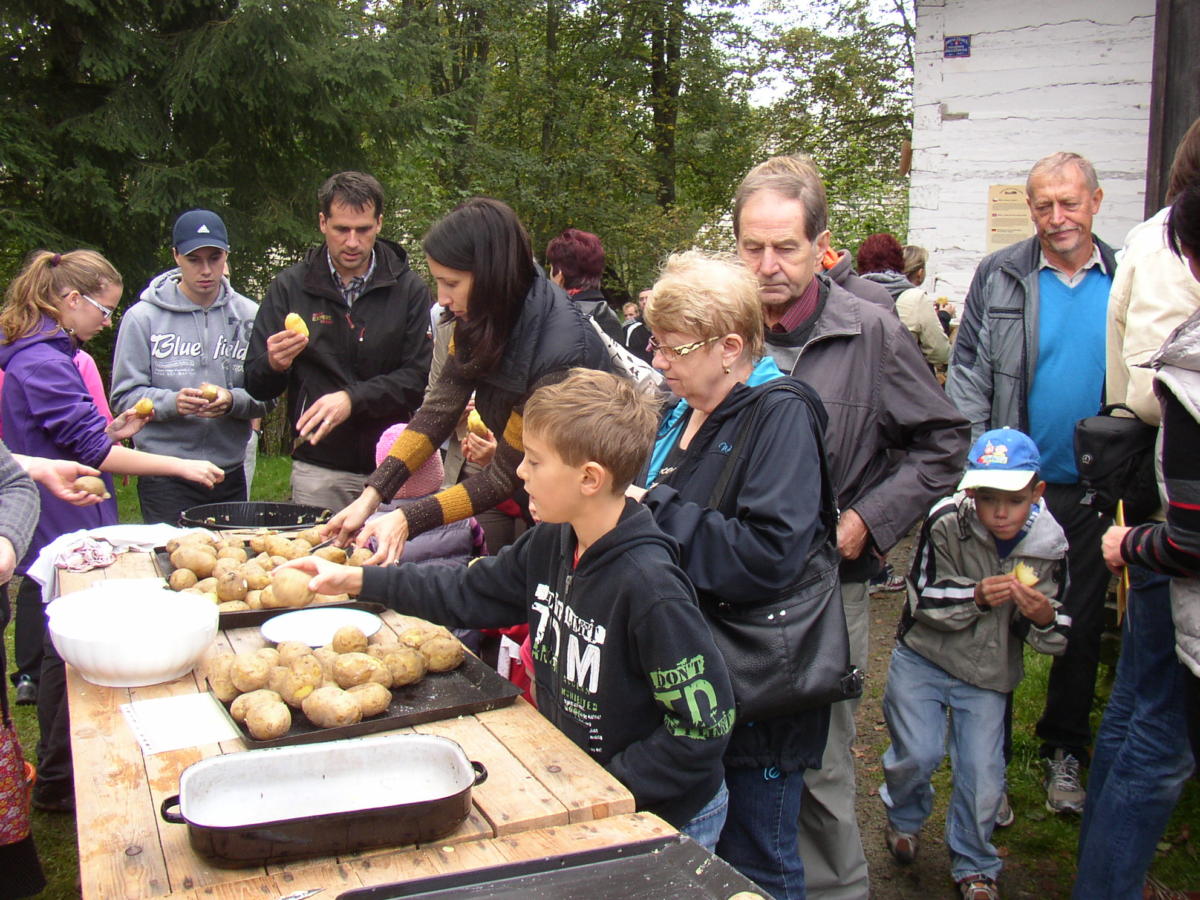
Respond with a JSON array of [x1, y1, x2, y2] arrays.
[[61, 552, 661, 899]]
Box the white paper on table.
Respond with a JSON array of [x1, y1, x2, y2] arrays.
[[120, 693, 240, 756]]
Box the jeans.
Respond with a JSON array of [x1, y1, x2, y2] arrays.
[[718, 765, 807, 899], [881, 644, 1006, 883], [681, 780, 729, 852], [1073, 568, 1194, 899], [137, 465, 247, 525], [1036, 482, 1112, 761]]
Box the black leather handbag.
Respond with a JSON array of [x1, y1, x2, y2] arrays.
[[698, 380, 862, 721], [1074, 404, 1159, 524]]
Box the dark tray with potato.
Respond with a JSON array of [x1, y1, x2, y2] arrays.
[[209, 652, 522, 749]]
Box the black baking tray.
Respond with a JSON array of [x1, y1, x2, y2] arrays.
[[337, 833, 767, 899], [178, 501, 332, 531], [213, 652, 522, 749], [150, 547, 383, 629]]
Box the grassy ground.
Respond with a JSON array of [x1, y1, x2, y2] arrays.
[[5, 454, 293, 899]]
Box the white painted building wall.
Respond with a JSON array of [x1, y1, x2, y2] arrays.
[[908, 0, 1156, 305]]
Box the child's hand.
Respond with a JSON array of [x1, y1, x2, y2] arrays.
[[461, 431, 496, 465], [1011, 581, 1055, 626], [975, 574, 1015, 608], [278, 555, 365, 597]]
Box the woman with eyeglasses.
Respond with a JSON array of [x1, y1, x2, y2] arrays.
[[323, 198, 609, 563], [0, 248, 222, 813], [631, 250, 836, 899]]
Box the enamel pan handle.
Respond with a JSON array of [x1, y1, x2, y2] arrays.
[[471, 761, 488, 786], [160, 795, 185, 824]]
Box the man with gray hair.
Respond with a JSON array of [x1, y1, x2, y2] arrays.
[[734, 155, 970, 899], [947, 151, 1118, 819]]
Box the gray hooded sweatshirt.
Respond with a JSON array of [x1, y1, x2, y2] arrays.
[[111, 269, 268, 470]]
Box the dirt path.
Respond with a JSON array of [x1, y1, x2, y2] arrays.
[[852, 530, 1065, 899]]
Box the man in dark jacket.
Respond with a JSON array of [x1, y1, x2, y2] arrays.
[[733, 154, 970, 900], [545, 228, 625, 343], [245, 172, 432, 510], [947, 152, 1118, 818]]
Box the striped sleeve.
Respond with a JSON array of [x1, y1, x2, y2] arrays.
[[905, 499, 986, 632], [1122, 391, 1200, 577]]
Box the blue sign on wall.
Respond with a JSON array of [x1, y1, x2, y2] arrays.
[[944, 35, 972, 58]]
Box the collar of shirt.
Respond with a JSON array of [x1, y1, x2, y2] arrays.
[[327, 248, 376, 306], [768, 277, 821, 333], [1039, 243, 1102, 289]]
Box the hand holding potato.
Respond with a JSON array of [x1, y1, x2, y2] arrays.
[[278, 555, 365, 597]]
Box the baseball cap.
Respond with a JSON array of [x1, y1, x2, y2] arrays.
[[173, 209, 229, 255], [958, 427, 1040, 492]]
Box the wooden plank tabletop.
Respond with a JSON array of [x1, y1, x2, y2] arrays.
[[60, 551, 642, 899]]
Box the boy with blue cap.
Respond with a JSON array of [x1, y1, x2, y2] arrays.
[[880, 427, 1070, 900]]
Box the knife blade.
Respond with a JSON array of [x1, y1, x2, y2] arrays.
[[276, 889, 323, 900]]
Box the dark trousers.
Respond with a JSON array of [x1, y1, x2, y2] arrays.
[[137, 465, 247, 526], [1035, 481, 1113, 762], [33, 632, 72, 804], [9, 577, 44, 688]]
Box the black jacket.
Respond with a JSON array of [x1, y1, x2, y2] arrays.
[[644, 377, 832, 770], [244, 238, 432, 474], [360, 501, 737, 827], [569, 288, 624, 343]]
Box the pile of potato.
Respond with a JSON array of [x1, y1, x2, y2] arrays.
[[164, 529, 372, 613], [206, 622, 466, 740]]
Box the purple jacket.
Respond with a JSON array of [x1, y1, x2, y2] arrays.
[[0, 317, 117, 572]]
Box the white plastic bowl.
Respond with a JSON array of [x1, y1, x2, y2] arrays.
[[47, 580, 218, 688]]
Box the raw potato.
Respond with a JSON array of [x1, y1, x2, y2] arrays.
[[312, 647, 338, 682], [249, 532, 270, 554], [195, 576, 218, 594], [172, 546, 217, 579], [198, 382, 220, 401], [271, 568, 315, 609], [216, 546, 248, 563], [347, 683, 392, 718], [72, 475, 110, 499], [1013, 561, 1039, 587], [297, 527, 323, 546], [245, 700, 292, 740], [241, 563, 270, 590], [212, 557, 241, 578], [255, 647, 281, 667], [266, 535, 295, 558], [302, 686, 362, 728], [269, 661, 321, 707], [420, 636, 465, 673], [284, 312, 310, 338], [347, 548, 372, 567], [168, 568, 198, 591], [276, 641, 314, 666], [333, 652, 385, 688], [206, 654, 239, 703], [244, 589, 263, 610], [381, 646, 427, 687], [217, 600, 249, 612], [259, 585, 286, 609], [229, 689, 283, 724], [216, 570, 248, 602], [398, 625, 452, 650], [314, 545, 347, 564], [331, 625, 368, 654], [229, 653, 271, 692]]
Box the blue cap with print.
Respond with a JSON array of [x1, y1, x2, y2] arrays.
[[958, 427, 1040, 492]]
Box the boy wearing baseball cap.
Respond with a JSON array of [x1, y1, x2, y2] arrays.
[[879, 427, 1069, 900]]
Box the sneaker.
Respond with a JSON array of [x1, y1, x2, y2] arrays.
[[994, 791, 1014, 828], [870, 565, 907, 595], [958, 876, 1000, 900], [885, 822, 919, 864], [14, 675, 36, 706], [31, 788, 74, 814], [1043, 749, 1085, 814]]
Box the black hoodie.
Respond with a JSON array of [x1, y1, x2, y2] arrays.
[[360, 500, 736, 827]]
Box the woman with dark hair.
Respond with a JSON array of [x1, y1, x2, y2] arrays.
[[325, 198, 609, 563], [1080, 180, 1200, 899], [857, 232, 948, 368], [544, 228, 624, 342]]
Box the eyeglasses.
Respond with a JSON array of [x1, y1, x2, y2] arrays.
[[647, 334, 720, 360], [80, 293, 116, 321]]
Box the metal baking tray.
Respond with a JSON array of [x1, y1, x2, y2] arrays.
[[178, 501, 332, 531], [337, 833, 768, 899], [150, 547, 385, 629], [161, 733, 487, 868], [212, 652, 522, 749]]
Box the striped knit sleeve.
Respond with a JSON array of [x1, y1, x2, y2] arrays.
[[0, 441, 39, 561], [1122, 391, 1200, 577]]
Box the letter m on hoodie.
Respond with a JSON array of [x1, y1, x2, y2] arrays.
[[566, 636, 600, 693]]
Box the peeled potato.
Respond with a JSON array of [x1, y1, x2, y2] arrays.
[[312, 647, 338, 682], [347, 682, 392, 718], [241, 562, 270, 590], [72, 475, 111, 499], [381, 646, 427, 687], [245, 700, 292, 740], [133, 397, 154, 416], [1013, 562, 1039, 587], [229, 653, 271, 692], [206, 654, 239, 703], [284, 312, 310, 337], [333, 652, 385, 689], [255, 647, 281, 667], [331, 625, 368, 654], [168, 568, 198, 591], [420, 636, 465, 673], [198, 382, 220, 401], [398, 625, 453, 650], [302, 686, 361, 728], [467, 409, 489, 437], [271, 567, 315, 609], [259, 585, 285, 609], [244, 590, 263, 610], [229, 689, 283, 724]]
